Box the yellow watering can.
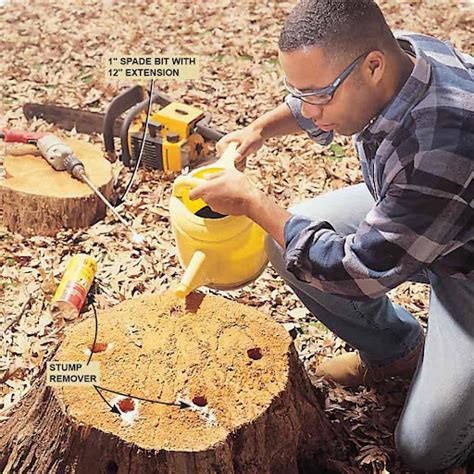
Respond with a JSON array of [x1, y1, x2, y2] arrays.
[[169, 142, 268, 298]]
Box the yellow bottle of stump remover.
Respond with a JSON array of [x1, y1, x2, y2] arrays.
[[51, 254, 97, 319]]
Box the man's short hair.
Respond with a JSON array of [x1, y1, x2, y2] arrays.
[[279, 0, 396, 61]]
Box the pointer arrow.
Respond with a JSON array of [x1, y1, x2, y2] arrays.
[[94, 385, 120, 414], [93, 385, 190, 409]]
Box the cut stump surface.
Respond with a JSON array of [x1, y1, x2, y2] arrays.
[[0, 292, 339, 473]]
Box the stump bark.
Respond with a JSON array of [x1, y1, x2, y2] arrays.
[[0, 292, 341, 473], [0, 137, 113, 236]]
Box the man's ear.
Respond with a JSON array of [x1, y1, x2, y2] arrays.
[[365, 50, 385, 84]]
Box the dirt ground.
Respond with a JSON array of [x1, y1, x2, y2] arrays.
[[1, 1, 473, 472]]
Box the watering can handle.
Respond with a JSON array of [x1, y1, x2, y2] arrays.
[[213, 141, 240, 169], [172, 143, 240, 197]]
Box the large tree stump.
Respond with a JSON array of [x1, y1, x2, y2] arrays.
[[0, 137, 113, 236], [0, 292, 340, 473]]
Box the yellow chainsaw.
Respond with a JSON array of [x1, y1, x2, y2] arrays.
[[23, 85, 225, 172]]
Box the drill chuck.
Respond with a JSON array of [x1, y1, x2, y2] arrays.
[[63, 154, 87, 181]]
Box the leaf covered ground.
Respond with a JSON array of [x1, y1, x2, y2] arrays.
[[1, 1, 472, 472]]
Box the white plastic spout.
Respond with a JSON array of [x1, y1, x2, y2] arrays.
[[174, 251, 207, 298]]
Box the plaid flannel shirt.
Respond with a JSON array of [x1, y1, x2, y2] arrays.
[[283, 32, 474, 300]]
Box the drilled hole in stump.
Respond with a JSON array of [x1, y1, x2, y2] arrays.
[[185, 292, 205, 313], [88, 342, 108, 353], [105, 460, 118, 474], [247, 347, 263, 360], [117, 397, 135, 413], [192, 395, 208, 407]]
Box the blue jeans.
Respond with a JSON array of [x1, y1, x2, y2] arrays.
[[265, 183, 474, 471]]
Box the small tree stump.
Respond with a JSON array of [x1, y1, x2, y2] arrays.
[[0, 292, 340, 473], [0, 137, 113, 236]]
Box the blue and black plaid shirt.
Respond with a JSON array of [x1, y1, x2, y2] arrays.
[[283, 32, 474, 300]]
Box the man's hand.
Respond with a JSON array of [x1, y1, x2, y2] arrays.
[[187, 169, 292, 248], [216, 126, 265, 171], [215, 103, 304, 171], [188, 169, 261, 217]]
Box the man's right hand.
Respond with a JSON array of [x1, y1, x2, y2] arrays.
[[216, 126, 265, 171]]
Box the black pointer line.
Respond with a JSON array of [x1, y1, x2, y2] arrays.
[[94, 385, 120, 414], [86, 302, 98, 366], [93, 385, 190, 410]]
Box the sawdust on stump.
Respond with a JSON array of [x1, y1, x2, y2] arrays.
[[0, 292, 340, 473], [0, 137, 113, 236]]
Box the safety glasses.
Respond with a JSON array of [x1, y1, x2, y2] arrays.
[[283, 51, 371, 105]]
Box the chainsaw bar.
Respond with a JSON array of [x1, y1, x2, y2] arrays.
[[23, 103, 123, 137]]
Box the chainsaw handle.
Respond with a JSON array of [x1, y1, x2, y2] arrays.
[[103, 85, 175, 161], [194, 117, 225, 142], [105, 85, 225, 167], [118, 90, 174, 167], [103, 85, 145, 162]]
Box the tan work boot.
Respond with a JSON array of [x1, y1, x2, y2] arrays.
[[314, 337, 425, 387]]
